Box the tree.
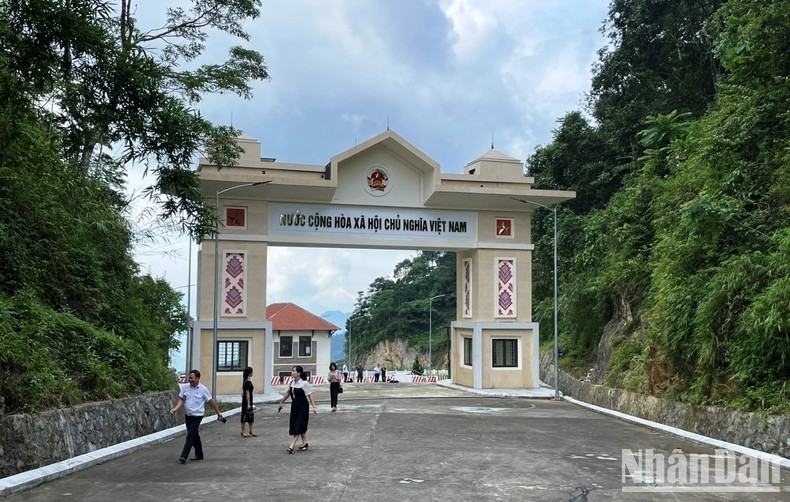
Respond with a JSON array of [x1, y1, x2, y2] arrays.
[[348, 251, 456, 362], [0, 2, 226, 413], [589, 0, 723, 169], [0, 0, 270, 239], [0, 110, 190, 412], [644, 0, 790, 408], [527, 112, 615, 212]]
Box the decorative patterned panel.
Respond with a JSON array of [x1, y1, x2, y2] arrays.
[[463, 258, 472, 318], [496, 258, 516, 318], [223, 251, 246, 316]]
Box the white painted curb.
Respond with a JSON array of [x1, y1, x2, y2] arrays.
[[0, 409, 240, 496], [562, 395, 789, 470]]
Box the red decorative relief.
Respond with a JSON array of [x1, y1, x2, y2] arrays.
[[226, 208, 246, 227]]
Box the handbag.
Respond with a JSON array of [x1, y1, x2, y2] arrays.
[[338, 384, 343, 393]]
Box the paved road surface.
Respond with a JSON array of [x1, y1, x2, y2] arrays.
[[4, 383, 787, 501]]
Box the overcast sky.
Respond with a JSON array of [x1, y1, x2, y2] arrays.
[[129, 0, 610, 333]]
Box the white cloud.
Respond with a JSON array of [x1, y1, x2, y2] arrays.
[[131, 0, 610, 319], [267, 248, 413, 315], [340, 112, 368, 132], [440, 0, 500, 58]]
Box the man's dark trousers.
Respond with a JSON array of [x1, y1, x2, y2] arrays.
[[180, 415, 204, 460]]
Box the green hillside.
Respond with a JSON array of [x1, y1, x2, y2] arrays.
[[348, 1, 789, 415], [0, 1, 268, 414]]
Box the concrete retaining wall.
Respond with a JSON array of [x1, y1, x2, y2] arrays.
[[539, 353, 789, 459], [0, 391, 180, 478]]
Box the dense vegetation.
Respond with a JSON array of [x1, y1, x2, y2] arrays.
[[0, 1, 268, 414], [350, 0, 789, 414], [346, 251, 456, 369], [2, 0, 786, 417]]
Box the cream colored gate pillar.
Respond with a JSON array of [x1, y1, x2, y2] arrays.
[[451, 212, 540, 389], [191, 195, 273, 396]]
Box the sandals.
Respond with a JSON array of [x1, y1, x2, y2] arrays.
[[249, 432, 257, 437], [287, 447, 294, 454], [297, 443, 309, 451]]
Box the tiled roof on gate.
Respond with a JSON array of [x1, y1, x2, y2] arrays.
[[266, 302, 340, 332]]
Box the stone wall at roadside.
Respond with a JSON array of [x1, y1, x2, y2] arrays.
[[0, 391, 180, 478], [539, 353, 789, 459]]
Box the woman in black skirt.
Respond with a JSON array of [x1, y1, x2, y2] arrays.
[[278, 365, 318, 453], [240, 366, 255, 437]]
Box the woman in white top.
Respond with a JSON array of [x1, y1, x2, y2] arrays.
[[328, 362, 342, 411], [277, 365, 318, 453]]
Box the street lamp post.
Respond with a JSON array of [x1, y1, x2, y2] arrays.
[[212, 181, 269, 399], [511, 197, 560, 400], [428, 294, 446, 375], [185, 238, 193, 376]]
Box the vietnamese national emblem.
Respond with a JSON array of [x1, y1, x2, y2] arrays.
[[367, 168, 388, 192]]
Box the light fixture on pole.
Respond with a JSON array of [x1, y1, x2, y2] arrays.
[[212, 181, 269, 399], [511, 197, 560, 400], [347, 315, 364, 369], [428, 294, 446, 375]]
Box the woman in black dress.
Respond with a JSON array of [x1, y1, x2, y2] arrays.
[[240, 366, 255, 437], [278, 365, 318, 453]]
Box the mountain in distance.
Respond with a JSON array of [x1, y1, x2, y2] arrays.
[[321, 310, 350, 363]]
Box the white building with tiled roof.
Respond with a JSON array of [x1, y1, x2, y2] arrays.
[[268, 302, 339, 380]]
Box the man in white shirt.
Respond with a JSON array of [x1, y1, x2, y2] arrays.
[[342, 363, 349, 382], [170, 369, 225, 464]]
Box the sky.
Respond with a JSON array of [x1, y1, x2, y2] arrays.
[[126, 0, 611, 366]]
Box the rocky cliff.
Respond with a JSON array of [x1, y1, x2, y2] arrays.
[[357, 339, 447, 371]]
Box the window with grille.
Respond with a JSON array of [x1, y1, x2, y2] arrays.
[[463, 337, 473, 366], [492, 339, 518, 368], [298, 336, 312, 357], [279, 336, 293, 357], [217, 341, 248, 372]]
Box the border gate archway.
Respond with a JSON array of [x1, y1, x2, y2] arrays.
[[191, 130, 574, 395]]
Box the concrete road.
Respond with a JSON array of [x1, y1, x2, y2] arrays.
[[4, 383, 787, 501]]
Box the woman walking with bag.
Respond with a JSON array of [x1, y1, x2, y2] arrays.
[[328, 362, 343, 412], [240, 366, 256, 437], [278, 365, 317, 453]]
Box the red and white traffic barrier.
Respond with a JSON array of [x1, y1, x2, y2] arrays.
[[271, 376, 281, 385], [427, 376, 438, 383], [411, 375, 427, 383], [177, 376, 186, 384], [282, 376, 293, 385], [311, 376, 325, 384]]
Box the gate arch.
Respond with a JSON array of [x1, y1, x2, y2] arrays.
[[191, 130, 574, 395]]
